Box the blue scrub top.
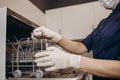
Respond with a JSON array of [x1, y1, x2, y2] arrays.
[[82, 3, 120, 80]]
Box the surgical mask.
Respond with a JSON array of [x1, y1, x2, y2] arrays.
[[99, 0, 120, 10]]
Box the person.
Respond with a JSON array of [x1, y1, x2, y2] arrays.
[[32, 0, 120, 80]]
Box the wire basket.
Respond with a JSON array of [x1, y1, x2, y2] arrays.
[[6, 37, 47, 78]]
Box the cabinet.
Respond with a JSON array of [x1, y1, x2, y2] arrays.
[[45, 1, 111, 40], [46, 9, 62, 34], [61, 2, 94, 39]]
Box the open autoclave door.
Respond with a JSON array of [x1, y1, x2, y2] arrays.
[[0, 7, 84, 80]]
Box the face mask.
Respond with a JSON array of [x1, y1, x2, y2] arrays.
[[99, 0, 120, 10]]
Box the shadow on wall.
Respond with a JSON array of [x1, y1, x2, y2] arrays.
[[29, 0, 98, 13], [29, 0, 48, 13]]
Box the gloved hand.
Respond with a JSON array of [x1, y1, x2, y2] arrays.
[[35, 46, 81, 72], [32, 26, 62, 43]]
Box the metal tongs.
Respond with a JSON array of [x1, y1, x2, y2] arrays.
[[40, 31, 46, 51]]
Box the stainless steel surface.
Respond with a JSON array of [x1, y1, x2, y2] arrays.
[[8, 78, 82, 80]]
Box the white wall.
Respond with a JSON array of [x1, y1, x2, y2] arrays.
[[61, 2, 94, 39], [45, 1, 111, 40], [0, 0, 46, 26]]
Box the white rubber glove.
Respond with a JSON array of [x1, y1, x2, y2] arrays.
[[35, 46, 81, 72], [32, 26, 62, 43]]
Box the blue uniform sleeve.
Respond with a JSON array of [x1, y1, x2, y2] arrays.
[[81, 33, 93, 52], [81, 19, 106, 52]]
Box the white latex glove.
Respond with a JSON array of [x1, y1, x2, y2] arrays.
[[32, 26, 62, 43], [35, 46, 81, 72]]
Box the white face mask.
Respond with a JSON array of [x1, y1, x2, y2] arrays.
[[99, 0, 119, 10]]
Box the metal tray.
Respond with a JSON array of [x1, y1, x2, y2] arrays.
[[8, 78, 82, 80]]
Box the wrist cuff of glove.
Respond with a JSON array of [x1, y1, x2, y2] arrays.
[[70, 54, 81, 69], [51, 34, 62, 43]]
